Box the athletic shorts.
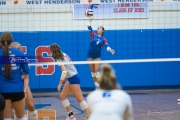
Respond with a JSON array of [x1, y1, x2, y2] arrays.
[[0, 94, 5, 111], [68, 74, 80, 84], [1, 92, 24, 102], [87, 50, 101, 59]]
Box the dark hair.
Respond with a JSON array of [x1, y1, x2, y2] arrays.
[[98, 64, 117, 90], [0, 43, 2, 49], [0, 32, 13, 79], [50, 43, 64, 61], [99, 26, 105, 36]]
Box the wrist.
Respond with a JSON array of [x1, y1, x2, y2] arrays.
[[106, 47, 111, 52]]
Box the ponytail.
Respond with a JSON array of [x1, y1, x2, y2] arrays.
[[0, 32, 13, 79], [100, 26, 104, 36], [50, 43, 64, 61], [99, 64, 117, 90], [4, 41, 11, 78]]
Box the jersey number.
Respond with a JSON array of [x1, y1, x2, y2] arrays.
[[103, 92, 111, 98]]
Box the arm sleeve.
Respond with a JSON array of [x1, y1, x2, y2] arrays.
[[103, 38, 109, 49], [20, 52, 29, 74], [87, 22, 96, 41]]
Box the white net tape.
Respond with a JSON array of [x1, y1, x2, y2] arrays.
[[29, 58, 180, 66]]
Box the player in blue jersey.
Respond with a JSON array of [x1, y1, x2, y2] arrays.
[[11, 42, 38, 120], [0, 32, 29, 120], [50, 44, 89, 120], [87, 18, 115, 89], [0, 45, 3, 120]]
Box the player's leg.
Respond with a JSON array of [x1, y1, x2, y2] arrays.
[[12, 93, 27, 120], [93, 58, 101, 88], [59, 82, 76, 120], [87, 58, 99, 88], [25, 86, 38, 120], [87, 50, 99, 88], [3, 99, 13, 120], [68, 75, 89, 118], [87, 58, 96, 81]]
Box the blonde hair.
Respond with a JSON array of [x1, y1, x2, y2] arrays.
[[11, 42, 21, 48], [98, 64, 119, 90]]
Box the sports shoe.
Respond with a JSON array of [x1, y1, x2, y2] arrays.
[[66, 115, 76, 120], [177, 99, 180, 102]]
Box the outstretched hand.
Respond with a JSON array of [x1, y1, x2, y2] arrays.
[[110, 49, 115, 55]]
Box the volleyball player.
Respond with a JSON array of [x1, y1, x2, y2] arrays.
[[50, 43, 89, 120], [11, 42, 38, 120], [0, 94, 5, 120], [0, 32, 29, 120], [87, 18, 115, 89], [87, 64, 134, 120]]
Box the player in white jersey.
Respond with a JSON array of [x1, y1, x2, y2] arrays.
[[50, 43, 89, 120], [87, 64, 134, 120], [11, 42, 38, 120]]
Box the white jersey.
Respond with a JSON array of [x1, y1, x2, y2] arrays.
[[87, 89, 134, 120], [57, 53, 78, 78]]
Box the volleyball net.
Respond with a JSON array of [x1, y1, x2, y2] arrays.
[[0, 0, 180, 89]]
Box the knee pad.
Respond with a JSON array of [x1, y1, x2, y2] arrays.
[[62, 99, 70, 108], [91, 72, 95, 77], [94, 72, 100, 78], [18, 115, 27, 120], [29, 110, 38, 120], [79, 100, 88, 110]]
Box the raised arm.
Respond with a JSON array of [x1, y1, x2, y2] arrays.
[[87, 19, 96, 41]]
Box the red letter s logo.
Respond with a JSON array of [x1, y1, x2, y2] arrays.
[[35, 46, 55, 75]]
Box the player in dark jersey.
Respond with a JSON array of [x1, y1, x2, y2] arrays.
[[0, 32, 29, 120], [87, 18, 115, 89]]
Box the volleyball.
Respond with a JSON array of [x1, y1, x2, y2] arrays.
[[14, 0, 18, 4], [85, 9, 93, 18]]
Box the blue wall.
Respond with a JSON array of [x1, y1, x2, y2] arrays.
[[2, 29, 180, 89]]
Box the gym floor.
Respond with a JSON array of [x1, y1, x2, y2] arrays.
[[32, 89, 180, 120]]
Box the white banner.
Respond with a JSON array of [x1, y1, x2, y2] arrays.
[[0, 0, 177, 6], [73, 3, 149, 19]]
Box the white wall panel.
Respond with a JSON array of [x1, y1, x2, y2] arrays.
[[0, 3, 180, 31]]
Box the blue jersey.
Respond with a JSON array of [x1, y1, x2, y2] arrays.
[[0, 48, 29, 93], [87, 25, 109, 52]]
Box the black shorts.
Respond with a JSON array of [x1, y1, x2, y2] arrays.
[[1, 92, 24, 102], [0, 94, 5, 111]]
